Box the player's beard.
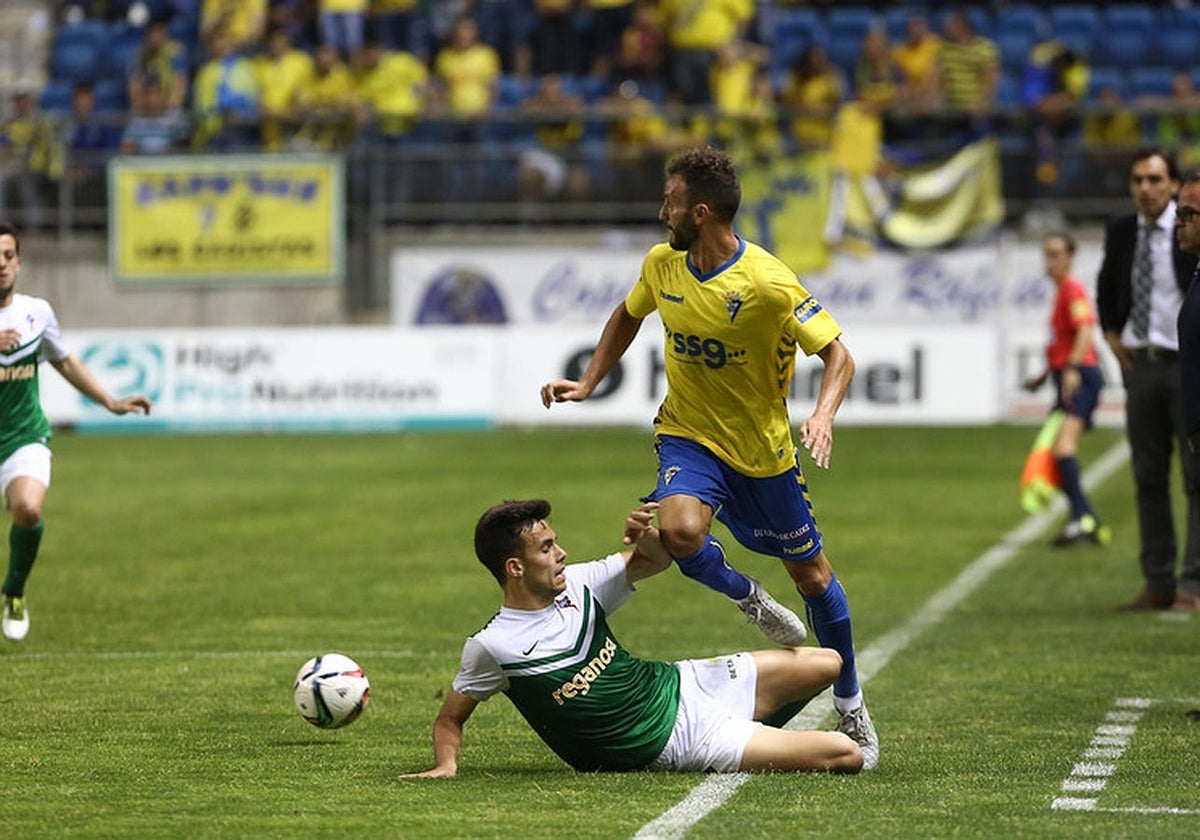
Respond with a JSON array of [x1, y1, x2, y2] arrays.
[[667, 216, 698, 251]]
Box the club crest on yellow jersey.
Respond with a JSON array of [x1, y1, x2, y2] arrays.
[[724, 290, 743, 322]]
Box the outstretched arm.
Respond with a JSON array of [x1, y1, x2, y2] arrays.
[[541, 302, 644, 407], [399, 689, 478, 779], [797, 337, 853, 469], [621, 502, 671, 583], [51, 355, 152, 415]]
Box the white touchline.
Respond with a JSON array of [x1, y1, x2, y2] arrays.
[[1052, 697, 1200, 815], [634, 440, 1132, 840]]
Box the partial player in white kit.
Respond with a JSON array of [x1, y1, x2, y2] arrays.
[[400, 499, 862, 777], [0, 221, 152, 641]]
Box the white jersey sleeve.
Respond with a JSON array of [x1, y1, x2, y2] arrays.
[[453, 636, 507, 701], [34, 298, 69, 363], [568, 552, 635, 615]]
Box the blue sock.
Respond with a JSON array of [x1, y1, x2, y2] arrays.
[[673, 537, 752, 600], [800, 573, 859, 699], [1055, 456, 1091, 520]]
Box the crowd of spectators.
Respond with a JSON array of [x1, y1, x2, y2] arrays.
[[3, 0, 1200, 225]]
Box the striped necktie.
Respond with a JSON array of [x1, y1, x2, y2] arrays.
[[1130, 224, 1156, 340]]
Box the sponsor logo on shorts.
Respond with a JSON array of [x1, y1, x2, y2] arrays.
[[752, 525, 811, 541]]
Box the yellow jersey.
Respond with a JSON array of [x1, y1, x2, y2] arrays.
[[435, 44, 501, 117], [625, 239, 841, 477]]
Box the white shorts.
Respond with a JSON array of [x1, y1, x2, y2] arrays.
[[650, 652, 761, 773], [0, 443, 52, 496]]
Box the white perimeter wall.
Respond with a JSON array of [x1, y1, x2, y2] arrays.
[[39, 236, 1125, 430]]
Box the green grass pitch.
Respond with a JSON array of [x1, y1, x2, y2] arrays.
[[1, 425, 1196, 838]]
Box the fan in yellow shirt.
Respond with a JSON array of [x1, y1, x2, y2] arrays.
[[434, 16, 502, 121], [293, 43, 359, 150], [254, 27, 315, 150], [352, 40, 428, 137]]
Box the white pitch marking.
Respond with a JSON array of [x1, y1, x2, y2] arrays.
[[1073, 762, 1117, 777], [1052, 797, 1098, 811], [1062, 778, 1106, 792], [633, 441, 1132, 840], [1082, 748, 1124, 760]]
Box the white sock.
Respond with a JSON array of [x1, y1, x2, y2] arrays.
[[833, 690, 863, 714]]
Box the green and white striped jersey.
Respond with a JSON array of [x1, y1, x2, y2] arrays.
[[0, 293, 68, 462], [453, 553, 681, 771]]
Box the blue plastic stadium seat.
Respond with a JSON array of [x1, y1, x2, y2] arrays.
[[1103, 4, 1159, 37], [1158, 25, 1198, 70], [93, 78, 128, 112], [994, 28, 1038, 73], [772, 8, 824, 70], [167, 15, 199, 51], [574, 74, 609, 104], [990, 5, 1045, 39], [995, 69, 1022, 107], [39, 79, 74, 112], [52, 40, 103, 84], [1049, 5, 1100, 39], [1129, 67, 1175, 100], [108, 20, 146, 52], [1087, 67, 1127, 102], [497, 74, 536, 108], [826, 6, 878, 37], [1103, 29, 1153, 69], [53, 18, 107, 50], [933, 6, 995, 38], [827, 30, 866, 76], [1054, 30, 1093, 61], [884, 7, 930, 42], [102, 39, 143, 82]]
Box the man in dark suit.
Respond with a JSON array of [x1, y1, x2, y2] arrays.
[[1096, 147, 1200, 611], [1174, 171, 1200, 612]]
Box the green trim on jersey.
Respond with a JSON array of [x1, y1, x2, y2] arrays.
[[0, 335, 51, 463], [501, 592, 680, 772]]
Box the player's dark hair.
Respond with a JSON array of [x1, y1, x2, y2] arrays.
[[1046, 231, 1076, 254], [665, 146, 741, 223], [1132, 145, 1181, 182], [474, 499, 552, 585], [1181, 170, 1200, 189], [0, 221, 19, 253]]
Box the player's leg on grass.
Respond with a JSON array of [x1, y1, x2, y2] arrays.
[[3, 474, 46, 642], [749, 647, 841, 720], [785, 552, 879, 768], [738, 726, 862, 773]]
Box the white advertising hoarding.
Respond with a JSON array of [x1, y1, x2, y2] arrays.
[[40, 328, 501, 431], [389, 241, 1106, 327], [40, 324, 1001, 431], [391, 247, 643, 325], [505, 324, 1001, 426]]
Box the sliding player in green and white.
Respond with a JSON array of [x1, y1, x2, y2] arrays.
[[401, 499, 862, 777]]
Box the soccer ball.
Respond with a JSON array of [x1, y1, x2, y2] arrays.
[[293, 653, 370, 729]]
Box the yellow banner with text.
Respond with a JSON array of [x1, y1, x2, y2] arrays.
[[110, 155, 343, 285]]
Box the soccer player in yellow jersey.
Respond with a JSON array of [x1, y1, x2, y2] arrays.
[[541, 147, 879, 769]]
